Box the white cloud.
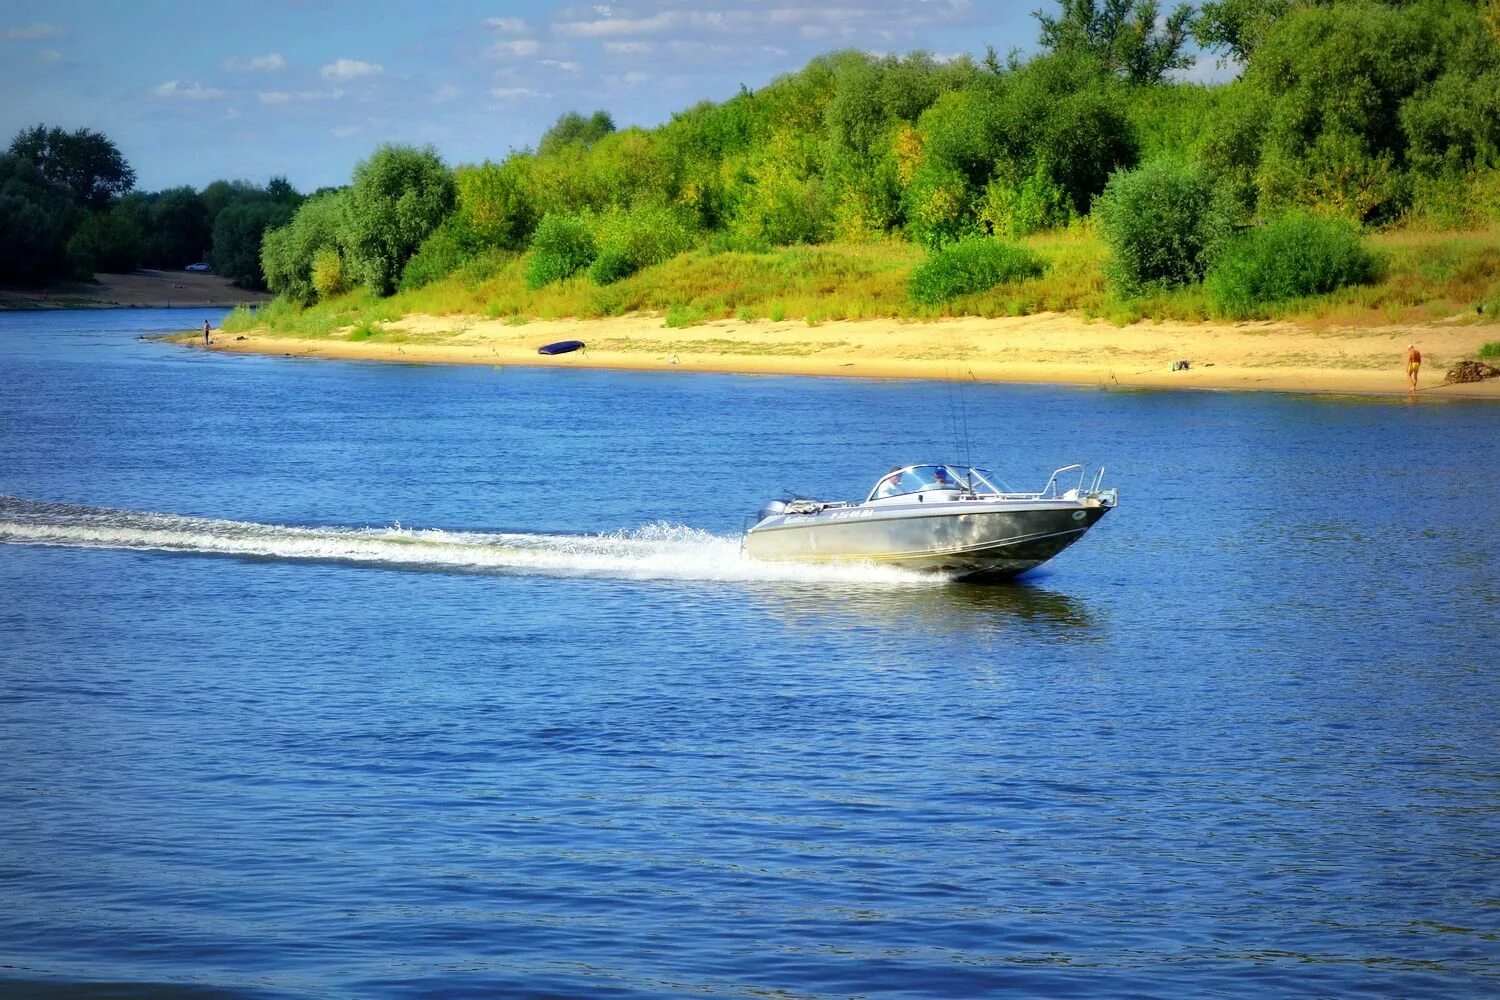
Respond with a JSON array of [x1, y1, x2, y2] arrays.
[[258, 89, 344, 104], [488, 39, 540, 58], [490, 86, 543, 100], [555, 11, 681, 37], [486, 16, 527, 32], [37, 48, 61, 65], [152, 80, 227, 100], [433, 83, 462, 103], [4, 22, 65, 40], [540, 59, 581, 72], [331, 125, 360, 139], [623, 71, 649, 85], [602, 41, 652, 55], [554, 4, 976, 42], [223, 53, 286, 72], [320, 58, 382, 81]]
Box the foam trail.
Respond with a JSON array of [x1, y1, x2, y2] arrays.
[[0, 496, 943, 587]]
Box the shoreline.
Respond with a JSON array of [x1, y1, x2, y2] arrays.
[[0, 269, 273, 312], [181, 311, 1500, 398]]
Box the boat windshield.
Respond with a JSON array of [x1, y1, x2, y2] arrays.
[[867, 465, 1003, 501]]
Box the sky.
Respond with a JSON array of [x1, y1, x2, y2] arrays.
[[0, 1, 1223, 194]]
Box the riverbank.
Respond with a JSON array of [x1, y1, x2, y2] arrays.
[[179, 311, 1500, 397], [0, 270, 273, 310]]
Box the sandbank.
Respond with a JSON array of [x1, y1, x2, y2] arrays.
[[184, 311, 1500, 398], [1, 270, 272, 310]]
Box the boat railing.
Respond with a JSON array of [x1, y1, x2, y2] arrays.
[[989, 465, 1110, 502], [1038, 464, 1086, 499]]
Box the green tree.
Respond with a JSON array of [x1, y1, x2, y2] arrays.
[[538, 110, 616, 156], [66, 206, 145, 273], [8, 124, 135, 209], [0, 153, 82, 284], [1194, 0, 1294, 61], [211, 200, 294, 289], [340, 145, 456, 295], [456, 158, 537, 250], [1035, 0, 1195, 83], [262, 191, 347, 304], [145, 186, 211, 267], [1238, 0, 1496, 221]]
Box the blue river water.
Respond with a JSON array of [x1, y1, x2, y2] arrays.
[[0, 308, 1496, 998]]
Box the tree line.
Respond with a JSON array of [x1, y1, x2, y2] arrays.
[[7, 0, 1497, 309], [0, 124, 308, 288]]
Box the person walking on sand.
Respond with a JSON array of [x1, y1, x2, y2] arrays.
[[1406, 343, 1421, 390], [203, 319, 211, 346]]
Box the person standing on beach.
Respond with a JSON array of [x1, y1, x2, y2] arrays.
[[1406, 343, 1421, 390], [203, 319, 211, 346]]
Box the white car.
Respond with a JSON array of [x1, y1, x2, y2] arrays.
[[185, 262, 211, 272]]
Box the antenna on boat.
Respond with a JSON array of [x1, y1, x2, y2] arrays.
[[944, 356, 975, 481]]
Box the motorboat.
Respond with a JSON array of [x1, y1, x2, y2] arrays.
[[744, 463, 1117, 581]]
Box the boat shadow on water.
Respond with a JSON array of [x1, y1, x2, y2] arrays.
[[747, 574, 1100, 638]]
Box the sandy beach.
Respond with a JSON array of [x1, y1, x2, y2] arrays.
[[1, 270, 272, 310], [185, 311, 1500, 398]]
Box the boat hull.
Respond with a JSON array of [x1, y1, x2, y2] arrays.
[[744, 502, 1110, 580]]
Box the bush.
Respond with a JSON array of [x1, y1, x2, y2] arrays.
[[977, 165, 1073, 238], [311, 247, 348, 300], [904, 160, 975, 250], [1479, 342, 1500, 359], [1095, 158, 1233, 295], [399, 216, 481, 291], [909, 237, 1046, 305], [586, 203, 694, 284], [524, 213, 596, 289], [1205, 213, 1381, 318]]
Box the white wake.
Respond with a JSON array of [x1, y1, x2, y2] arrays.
[[0, 496, 941, 587]]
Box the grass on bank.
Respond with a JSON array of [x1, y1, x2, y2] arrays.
[[222, 227, 1500, 339]]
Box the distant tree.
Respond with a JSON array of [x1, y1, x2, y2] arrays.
[[340, 144, 455, 294], [8, 124, 135, 209], [1035, 0, 1195, 84], [145, 186, 211, 267], [66, 205, 146, 273], [200, 179, 258, 223], [538, 110, 616, 156], [265, 175, 300, 204], [211, 200, 294, 289], [0, 153, 82, 284]]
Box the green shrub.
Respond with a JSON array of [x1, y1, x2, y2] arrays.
[[524, 213, 596, 289], [909, 237, 1046, 305], [664, 302, 707, 327], [399, 216, 481, 291], [1205, 213, 1381, 318], [904, 160, 974, 250], [262, 191, 345, 305], [1095, 158, 1233, 295], [1480, 342, 1500, 359], [586, 203, 694, 284], [310, 246, 348, 300], [455, 158, 537, 251], [977, 166, 1073, 238]]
